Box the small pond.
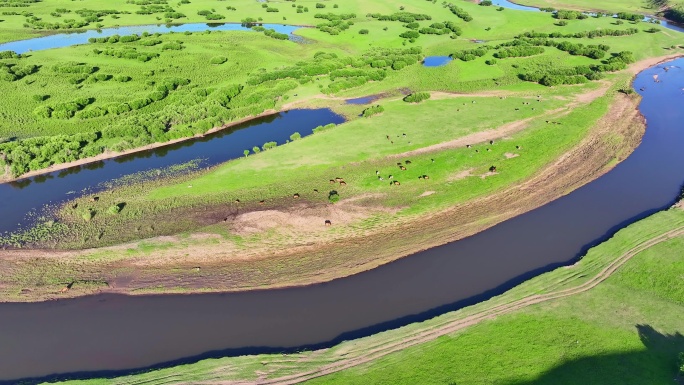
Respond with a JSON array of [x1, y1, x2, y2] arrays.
[[422, 56, 453, 67]]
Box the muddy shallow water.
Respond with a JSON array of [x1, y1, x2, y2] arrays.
[[0, 59, 682, 383]]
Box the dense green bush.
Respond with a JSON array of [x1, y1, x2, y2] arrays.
[[452, 47, 489, 61], [210, 56, 228, 65], [403, 92, 430, 103], [362, 105, 384, 117], [447, 4, 472, 22]]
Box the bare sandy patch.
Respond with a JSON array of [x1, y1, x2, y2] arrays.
[[504, 153, 519, 159], [479, 171, 498, 179], [419, 191, 436, 197], [447, 168, 473, 182]]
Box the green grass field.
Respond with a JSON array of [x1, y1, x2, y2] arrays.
[[46, 207, 684, 385]]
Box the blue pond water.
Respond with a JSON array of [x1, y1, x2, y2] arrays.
[[491, 0, 541, 12], [422, 56, 453, 67], [0, 23, 301, 54]]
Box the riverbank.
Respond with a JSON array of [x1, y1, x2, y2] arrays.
[[0, 59, 653, 302], [41, 204, 684, 384]]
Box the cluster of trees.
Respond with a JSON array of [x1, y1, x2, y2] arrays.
[[494, 46, 545, 58], [447, 4, 473, 22], [616, 11, 644, 21], [519, 51, 635, 86], [93, 47, 160, 62], [88, 33, 142, 44], [197, 9, 224, 20], [362, 105, 384, 117], [502, 38, 609, 59], [664, 7, 684, 24], [367, 11, 432, 23], [554, 10, 589, 20], [33, 97, 94, 119], [248, 47, 420, 94], [314, 13, 356, 34], [403, 92, 430, 103], [452, 47, 489, 61], [415, 21, 462, 36], [518, 28, 639, 39], [0, 50, 20, 59], [0, 62, 38, 81], [251, 26, 290, 40], [51, 62, 98, 74]]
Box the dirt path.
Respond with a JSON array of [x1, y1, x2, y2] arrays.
[[210, 226, 684, 385]]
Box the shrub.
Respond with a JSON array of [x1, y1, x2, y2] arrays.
[[210, 56, 228, 65], [252, 146, 261, 154], [328, 190, 340, 203], [403, 92, 430, 103], [32, 94, 48, 102], [359, 29, 369, 34], [289, 132, 301, 141], [262, 141, 277, 151], [480, 0, 492, 5], [362, 105, 384, 117], [108, 204, 122, 215], [485, 59, 497, 65]]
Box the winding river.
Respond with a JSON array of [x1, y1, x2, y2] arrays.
[[0, 17, 684, 385]]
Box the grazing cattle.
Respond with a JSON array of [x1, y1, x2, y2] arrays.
[[393, 181, 401, 185], [223, 217, 228, 222], [475, 149, 479, 153], [293, 193, 300, 199], [532, 108, 535, 111], [340, 181, 347, 186], [516, 145, 520, 150], [423, 175, 430, 180], [400, 166, 407, 171], [486, 148, 490, 152], [405, 160, 411, 164], [90, 196, 99, 202], [472, 101, 476, 104], [313, 189, 319, 193], [379, 177, 384, 181], [397, 162, 402, 166], [403, 133, 407, 137], [489, 140, 494, 145], [72, 203, 78, 209], [391, 141, 394, 144], [515, 108, 520, 111], [376, 170, 380, 175], [386, 135, 390, 140], [389, 175, 394, 179], [489, 166, 497, 172], [335, 177, 343, 182], [330, 179, 335, 184], [418, 175, 423, 179], [235, 199, 241, 203], [325, 220, 332, 226], [466, 144, 471, 148], [259, 200, 265, 204], [431, 159, 434, 162]]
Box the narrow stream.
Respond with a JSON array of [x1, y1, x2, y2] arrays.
[[0, 58, 682, 384]]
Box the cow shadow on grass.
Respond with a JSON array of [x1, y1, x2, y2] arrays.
[[490, 325, 684, 385]]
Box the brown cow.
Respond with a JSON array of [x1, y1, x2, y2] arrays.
[[340, 181, 347, 186], [293, 193, 300, 198], [393, 181, 401, 185], [325, 220, 332, 226], [489, 166, 497, 172], [400, 166, 406, 171]]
